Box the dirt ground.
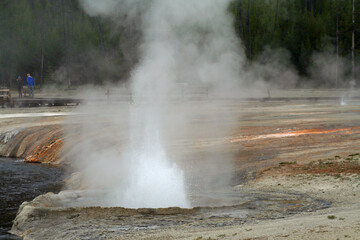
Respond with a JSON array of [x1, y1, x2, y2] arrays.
[[2, 90, 360, 239]]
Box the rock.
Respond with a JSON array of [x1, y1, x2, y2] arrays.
[[0, 125, 65, 165]]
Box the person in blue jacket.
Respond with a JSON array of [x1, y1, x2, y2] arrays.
[[26, 73, 35, 97]]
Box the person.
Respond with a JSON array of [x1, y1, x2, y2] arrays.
[[16, 75, 22, 98], [26, 73, 35, 97]]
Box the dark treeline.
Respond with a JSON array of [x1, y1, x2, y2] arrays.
[[0, 0, 128, 88], [0, 0, 359, 88], [230, 0, 360, 86]]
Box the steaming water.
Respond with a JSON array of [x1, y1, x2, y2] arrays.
[[0, 112, 73, 119], [340, 96, 347, 106], [0, 158, 63, 238], [73, 0, 241, 208], [119, 143, 189, 208], [115, 104, 190, 208]]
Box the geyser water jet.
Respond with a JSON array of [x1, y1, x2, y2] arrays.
[[69, 0, 245, 208], [115, 101, 190, 208]]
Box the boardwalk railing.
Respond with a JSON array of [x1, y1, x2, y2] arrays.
[[12, 97, 82, 107], [0, 88, 12, 107]]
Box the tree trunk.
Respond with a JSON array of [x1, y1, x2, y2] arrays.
[[336, 15, 339, 87], [275, 0, 279, 26], [97, 19, 105, 51], [40, 48, 44, 87], [247, 0, 251, 60], [237, 1, 242, 37], [273, 0, 279, 39], [352, 0, 356, 82], [61, 0, 71, 87]]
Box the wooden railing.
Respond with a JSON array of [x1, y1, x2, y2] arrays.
[[0, 88, 12, 107]]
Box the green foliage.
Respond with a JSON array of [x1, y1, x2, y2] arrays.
[[230, 0, 360, 78], [1, 0, 359, 87], [0, 0, 121, 88]]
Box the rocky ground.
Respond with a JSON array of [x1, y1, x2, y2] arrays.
[[8, 157, 360, 240], [1, 89, 360, 239], [0, 107, 71, 164]]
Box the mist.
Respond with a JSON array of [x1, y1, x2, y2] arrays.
[[61, 0, 250, 208]]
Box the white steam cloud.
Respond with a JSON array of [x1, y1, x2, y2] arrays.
[[310, 51, 350, 87], [63, 0, 359, 209], [67, 0, 254, 208]]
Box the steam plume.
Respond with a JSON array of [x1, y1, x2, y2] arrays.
[[69, 0, 248, 208]]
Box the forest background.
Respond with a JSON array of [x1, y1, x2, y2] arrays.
[[0, 0, 359, 89]]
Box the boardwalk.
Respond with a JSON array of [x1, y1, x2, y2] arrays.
[[5, 95, 360, 108], [12, 97, 82, 107]]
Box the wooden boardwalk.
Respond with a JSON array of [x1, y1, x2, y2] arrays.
[[12, 97, 82, 107], [5, 96, 360, 108], [0, 88, 12, 107]]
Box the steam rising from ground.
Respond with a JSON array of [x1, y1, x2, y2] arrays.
[[68, 0, 357, 208], [67, 0, 252, 208]]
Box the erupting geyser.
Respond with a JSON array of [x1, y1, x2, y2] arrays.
[[116, 100, 190, 208], [69, 0, 244, 208]]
